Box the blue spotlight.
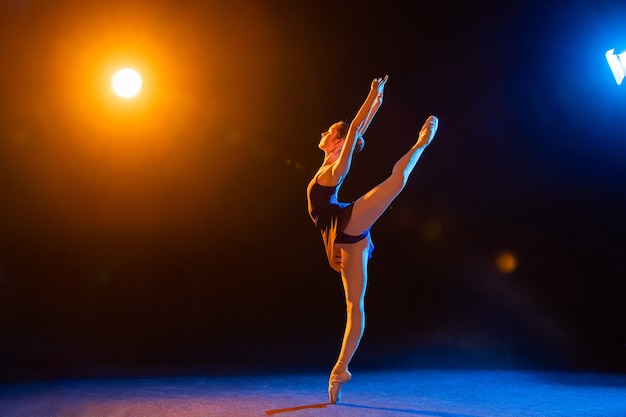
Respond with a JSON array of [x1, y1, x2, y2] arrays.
[[606, 48, 626, 85]]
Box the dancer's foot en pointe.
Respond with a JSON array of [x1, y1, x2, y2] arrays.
[[328, 369, 352, 404], [416, 115, 438, 148]]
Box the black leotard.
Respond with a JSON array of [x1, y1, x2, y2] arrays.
[[307, 177, 374, 266]]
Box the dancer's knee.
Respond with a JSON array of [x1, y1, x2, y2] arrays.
[[346, 299, 364, 314], [346, 300, 365, 326]]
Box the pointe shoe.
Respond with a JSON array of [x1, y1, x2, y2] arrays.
[[417, 115, 439, 148], [328, 370, 351, 404]]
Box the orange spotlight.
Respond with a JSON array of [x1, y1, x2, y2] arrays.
[[111, 68, 143, 98], [496, 250, 518, 274]]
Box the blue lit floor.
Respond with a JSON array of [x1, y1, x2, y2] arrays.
[[1, 369, 625, 416]]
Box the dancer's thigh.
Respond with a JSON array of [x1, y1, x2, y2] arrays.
[[343, 176, 402, 237], [337, 237, 370, 305]]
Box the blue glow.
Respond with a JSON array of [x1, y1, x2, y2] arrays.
[[606, 48, 626, 85]]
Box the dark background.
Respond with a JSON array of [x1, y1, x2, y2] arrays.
[[1, 0, 625, 379]]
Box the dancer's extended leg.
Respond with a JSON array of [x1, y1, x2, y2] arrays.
[[343, 115, 438, 237], [328, 236, 370, 403]]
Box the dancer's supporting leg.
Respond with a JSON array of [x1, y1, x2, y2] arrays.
[[328, 235, 370, 403]]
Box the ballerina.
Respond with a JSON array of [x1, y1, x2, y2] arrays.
[[306, 75, 439, 403]]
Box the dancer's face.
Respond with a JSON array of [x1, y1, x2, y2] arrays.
[[318, 123, 344, 151]]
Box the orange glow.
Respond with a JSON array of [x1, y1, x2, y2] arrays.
[[8, 1, 280, 236], [496, 251, 518, 274]]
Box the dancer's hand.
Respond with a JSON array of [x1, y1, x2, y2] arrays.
[[329, 246, 342, 272], [370, 75, 388, 98]]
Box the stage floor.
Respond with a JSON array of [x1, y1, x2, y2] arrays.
[[1, 369, 625, 416]]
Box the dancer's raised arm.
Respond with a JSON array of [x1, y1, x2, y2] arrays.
[[332, 76, 388, 179], [357, 81, 385, 138]]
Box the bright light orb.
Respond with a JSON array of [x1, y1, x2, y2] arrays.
[[112, 68, 143, 98]]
